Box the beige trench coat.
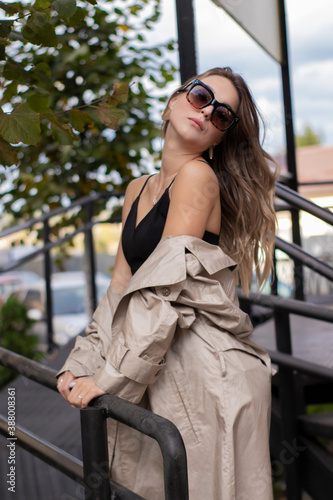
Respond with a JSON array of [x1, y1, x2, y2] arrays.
[[59, 235, 273, 500]]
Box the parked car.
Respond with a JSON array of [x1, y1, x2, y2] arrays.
[[12, 271, 111, 346], [0, 271, 42, 307]]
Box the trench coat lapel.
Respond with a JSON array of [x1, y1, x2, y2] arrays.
[[122, 235, 237, 298], [185, 236, 237, 274]]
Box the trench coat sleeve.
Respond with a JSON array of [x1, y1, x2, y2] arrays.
[[56, 284, 122, 378], [92, 284, 194, 403]]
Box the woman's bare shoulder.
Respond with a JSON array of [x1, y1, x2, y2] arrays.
[[173, 159, 219, 191], [125, 175, 151, 203], [163, 159, 220, 237]]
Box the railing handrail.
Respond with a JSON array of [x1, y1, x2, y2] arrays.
[[3, 227, 330, 281], [89, 395, 189, 500], [275, 236, 333, 282], [0, 190, 124, 239], [0, 215, 122, 275], [1, 182, 332, 499], [0, 346, 58, 390], [1, 183, 332, 282], [2, 182, 331, 240], [0, 346, 189, 499], [0, 415, 85, 484], [239, 292, 333, 323], [275, 181, 333, 226], [267, 349, 333, 381]]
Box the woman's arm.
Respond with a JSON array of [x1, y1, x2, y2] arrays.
[[57, 176, 149, 407], [162, 160, 220, 238], [110, 178, 141, 295]]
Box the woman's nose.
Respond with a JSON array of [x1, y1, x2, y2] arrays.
[[201, 106, 213, 119]]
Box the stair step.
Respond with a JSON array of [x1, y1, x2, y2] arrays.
[[298, 411, 333, 440]]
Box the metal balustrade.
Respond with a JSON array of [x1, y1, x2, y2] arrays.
[[1, 181, 333, 499], [0, 347, 188, 500]]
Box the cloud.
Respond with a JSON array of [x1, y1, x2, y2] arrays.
[[195, 0, 333, 151], [293, 60, 333, 101], [149, 0, 332, 152], [292, 60, 333, 142], [290, 26, 333, 67]]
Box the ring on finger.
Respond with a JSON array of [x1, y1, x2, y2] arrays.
[[78, 395, 83, 399], [59, 378, 64, 383]]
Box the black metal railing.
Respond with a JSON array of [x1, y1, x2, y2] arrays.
[[239, 183, 333, 500], [1, 181, 333, 499], [274, 181, 333, 300], [239, 291, 333, 500], [82, 396, 188, 500], [275, 182, 333, 226], [0, 191, 122, 352], [0, 347, 189, 500], [275, 237, 333, 282]]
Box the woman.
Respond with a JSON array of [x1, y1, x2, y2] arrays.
[[57, 67, 279, 499]]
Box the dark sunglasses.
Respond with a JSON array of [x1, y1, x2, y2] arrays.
[[184, 79, 240, 132]]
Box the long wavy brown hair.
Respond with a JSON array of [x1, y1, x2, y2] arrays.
[[163, 67, 279, 294]]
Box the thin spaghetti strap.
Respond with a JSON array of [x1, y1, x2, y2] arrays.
[[137, 174, 155, 198], [167, 174, 177, 189]]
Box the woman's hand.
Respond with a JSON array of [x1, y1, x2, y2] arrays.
[[57, 371, 105, 408], [57, 370, 76, 400]]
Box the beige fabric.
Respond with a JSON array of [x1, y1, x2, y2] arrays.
[[58, 235, 273, 500]]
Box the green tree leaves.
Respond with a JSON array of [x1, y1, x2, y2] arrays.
[[0, 81, 129, 149], [0, 2, 20, 16], [52, 0, 77, 20], [96, 82, 129, 129], [109, 82, 129, 106], [97, 105, 127, 129], [70, 109, 94, 132], [27, 94, 50, 113], [0, 19, 13, 60], [21, 13, 58, 46], [0, 104, 41, 145], [0, 137, 18, 166], [0, 0, 176, 232]]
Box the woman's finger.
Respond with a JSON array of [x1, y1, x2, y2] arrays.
[[69, 391, 86, 408], [67, 377, 90, 408], [57, 371, 75, 400], [68, 377, 105, 408]]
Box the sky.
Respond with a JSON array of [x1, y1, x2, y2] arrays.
[[1, 0, 332, 177], [147, 0, 333, 156]]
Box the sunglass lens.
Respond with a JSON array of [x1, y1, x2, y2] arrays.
[[213, 106, 234, 131], [188, 85, 212, 108]]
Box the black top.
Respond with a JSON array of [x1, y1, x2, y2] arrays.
[[122, 175, 220, 274]]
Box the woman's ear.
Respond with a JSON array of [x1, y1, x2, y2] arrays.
[[168, 91, 180, 111], [162, 91, 181, 121]]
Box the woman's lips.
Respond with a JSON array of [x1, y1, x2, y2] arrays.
[[188, 117, 204, 130]]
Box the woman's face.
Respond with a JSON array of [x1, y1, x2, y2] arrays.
[[167, 75, 239, 153]]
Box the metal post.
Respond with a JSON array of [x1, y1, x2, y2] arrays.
[[43, 219, 55, 353], [101, 394, 189, 500], [160, 425, 189, 500], [271, 249, 278, 295], [80, 407, 111, 500], [175, 0, 197, 83], [84, 201, 97, 315], [278, 0, 305, 301], [275, 309, 292, 354], [274, 309, 302, 499]]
